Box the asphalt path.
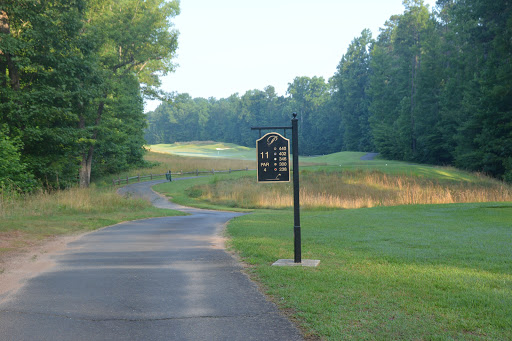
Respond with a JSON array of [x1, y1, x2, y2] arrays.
[[360, 152, 379, 161], [0, 179, 303, 340]]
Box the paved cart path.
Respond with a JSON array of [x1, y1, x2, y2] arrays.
[[0, 179, 303, 341], [360, 152, 379, 161]]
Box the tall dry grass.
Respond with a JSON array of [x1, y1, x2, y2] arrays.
[[0, 186, 147, 220], [194, 170, 512, 209]]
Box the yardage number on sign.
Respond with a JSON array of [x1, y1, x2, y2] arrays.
[[256, 132, 290, 182]]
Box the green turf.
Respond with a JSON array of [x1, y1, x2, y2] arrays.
[[302, 151, 483, 183], [226, 203, 512, 340]]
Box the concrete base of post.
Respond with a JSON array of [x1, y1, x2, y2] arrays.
[[272, 259, 320, 267]]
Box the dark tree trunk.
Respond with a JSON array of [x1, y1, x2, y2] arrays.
[[78, 101, 105, 188]]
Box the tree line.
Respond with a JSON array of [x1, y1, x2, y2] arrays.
[[1, 0, 179, 190], [146, 0, 512, 183]]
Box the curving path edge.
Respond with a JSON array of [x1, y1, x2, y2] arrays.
[[0, 179, 303, 340]]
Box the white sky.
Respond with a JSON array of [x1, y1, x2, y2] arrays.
[[145, 0, 437, 112]]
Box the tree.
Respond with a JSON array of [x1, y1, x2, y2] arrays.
[[448, 0, 512, 180], [391, 0, 433, 159], [1, 0, 91, 188], [287, 76, 330, 155], [92, 74, 148, 177], [333, 29, 374, 152], [369, 1, 437, 161], [78, 0, 180, 187], [368, 15, 404, 159]]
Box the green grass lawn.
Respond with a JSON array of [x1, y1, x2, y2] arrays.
[[226, 204, 512, 340], [303, 151, 483, 182]]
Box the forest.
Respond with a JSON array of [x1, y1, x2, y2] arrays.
[[146, 0, 512, 183], [0, 0, 179, 190], [1, 0, 511, 192]]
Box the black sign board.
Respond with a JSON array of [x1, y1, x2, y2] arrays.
[[256, 132, 290, 182]]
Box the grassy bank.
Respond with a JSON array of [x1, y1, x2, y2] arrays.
[[150, 143, 512, 210], [181, 170, 512, 209], [153, 171, 256, 211], [0, 186, 184, 258]]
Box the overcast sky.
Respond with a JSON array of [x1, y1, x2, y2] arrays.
[[145, 0, 437, 112]]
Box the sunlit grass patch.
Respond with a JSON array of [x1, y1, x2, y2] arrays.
[[148, 142, 255, 160], [304, 152, 486, 182], [0, 186, 184, 253], [99, 145, 487, 189]]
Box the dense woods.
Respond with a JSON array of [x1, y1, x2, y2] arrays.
[[0, 0, 179, 190], [146, 0, 512, 182], [1, 0, 511, 191]]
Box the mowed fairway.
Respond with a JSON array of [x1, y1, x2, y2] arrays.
[[152, 142, 512, 340], [149, 142, 255, 160]]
